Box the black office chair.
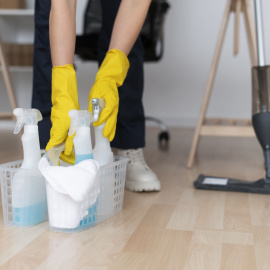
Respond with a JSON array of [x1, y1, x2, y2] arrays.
[[75, 0, 170, 146]]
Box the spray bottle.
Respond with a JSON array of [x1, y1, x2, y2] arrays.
[[68, 110, 94, 165], [12, 108, 47, 226], [13, 108, 42, 168], [91, 98, 114, 166]]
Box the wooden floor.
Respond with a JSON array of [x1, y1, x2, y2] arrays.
[[1, 125, 270, 270]]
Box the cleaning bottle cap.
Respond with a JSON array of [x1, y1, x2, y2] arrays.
[[68, 110, 94, 136], [13, 108, 43, 134], [91, 98, 105, 121]]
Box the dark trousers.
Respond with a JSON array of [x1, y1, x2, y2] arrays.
[[32, 0, 52, 149], [32, 0, 145, 150]]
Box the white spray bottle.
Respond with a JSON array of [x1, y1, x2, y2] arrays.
[[12, 108, 47, 226], [91, 98, 114, 166], [68, 110, 94, 165], [13, 108, 42, 168]]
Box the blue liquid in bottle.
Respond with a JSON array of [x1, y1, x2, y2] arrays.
[[13, 200, 48, 227], [74, 153, 94, 165]]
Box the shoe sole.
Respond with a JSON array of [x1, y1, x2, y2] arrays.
[[125, 180, 161, 192]]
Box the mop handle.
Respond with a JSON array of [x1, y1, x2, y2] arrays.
[[253, 0, 265, 66]]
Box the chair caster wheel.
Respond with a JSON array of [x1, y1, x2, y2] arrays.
[[158, 131, 170, 151], [159, 131, 170, 143]]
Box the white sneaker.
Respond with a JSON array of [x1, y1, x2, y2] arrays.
[[115, 148, 161, 192]]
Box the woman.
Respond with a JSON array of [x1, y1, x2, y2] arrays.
[[32, 0, 161, 192]]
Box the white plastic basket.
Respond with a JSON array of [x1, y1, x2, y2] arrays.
[[0, 160, 48, 227], [0, 156, 128, 232], [47, 156, 128, 233]]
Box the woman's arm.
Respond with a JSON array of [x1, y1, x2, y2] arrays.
[[46, 0, 79, 164], [49, 0, 151, 64], [109, 0, 152, 55], [49, 0, 77, 66], [88, 0, 151, 140]]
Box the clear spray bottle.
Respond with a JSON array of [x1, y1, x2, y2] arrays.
[[68, 110, 94, 165], [12, 108, 47, 226], [91, 98, 114, 166]]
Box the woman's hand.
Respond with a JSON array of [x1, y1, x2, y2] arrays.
[[88, 49, 130, 141]]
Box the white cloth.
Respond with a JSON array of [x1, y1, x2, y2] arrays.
[[39, 157, 100, 229], [39, 158, 99, 202]]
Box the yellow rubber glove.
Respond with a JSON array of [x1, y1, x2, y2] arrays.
[[46, 64, 80, 164], [88, 49, 130, 141]]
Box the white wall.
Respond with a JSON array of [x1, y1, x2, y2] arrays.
[[142, 0, 270, 126], [1, 0, 270, 127]]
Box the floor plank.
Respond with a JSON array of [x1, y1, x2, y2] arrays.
[[123, 204, 174, 254], [183, 238, 222, 270], [221, 244, 257, 270], [167, 189, 225, 231], [223, 193, 253, 232]]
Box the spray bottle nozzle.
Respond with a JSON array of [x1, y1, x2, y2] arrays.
[[13, 108, 43, 134], [68, 110, 94, 136], [91, 98, 105, 121], [42, 143, 65, 166]]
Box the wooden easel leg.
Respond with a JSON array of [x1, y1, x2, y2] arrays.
[[243, 0, 257, 66], [234, 0, 241, 56], [187, 0, 232, 168], [0, 35, 17, 118]]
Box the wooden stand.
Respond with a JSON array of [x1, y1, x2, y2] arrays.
[[187, 0, 258, 168], [0, 35, 17, 119]]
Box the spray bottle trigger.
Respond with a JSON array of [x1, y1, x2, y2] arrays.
[[68, 110, 78, 136], [13, 119, 24, 134], [13, 108, 43, 134], [13, 108, 24, 134], [36, 110, 43, 123], [98, 98, 105, 111], [43, 143, 66, 166]]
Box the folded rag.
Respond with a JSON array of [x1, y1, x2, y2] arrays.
[[39, 158, 100, 202]]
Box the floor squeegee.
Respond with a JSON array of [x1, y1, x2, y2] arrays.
[[194, 0, 270, 194]]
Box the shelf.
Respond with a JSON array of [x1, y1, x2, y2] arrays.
[[0, 66, 32, 72], [0, 9, 34, 16]]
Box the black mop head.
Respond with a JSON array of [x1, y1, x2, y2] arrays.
[[194, 174, 270, 194]]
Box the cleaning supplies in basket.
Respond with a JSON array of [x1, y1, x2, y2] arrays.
[[39, 145, 100, 229], [12, 108, 47, 226], [91, 98, 114, 166]]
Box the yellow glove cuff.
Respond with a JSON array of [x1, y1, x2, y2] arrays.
[[95, 49, 130, 87]]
